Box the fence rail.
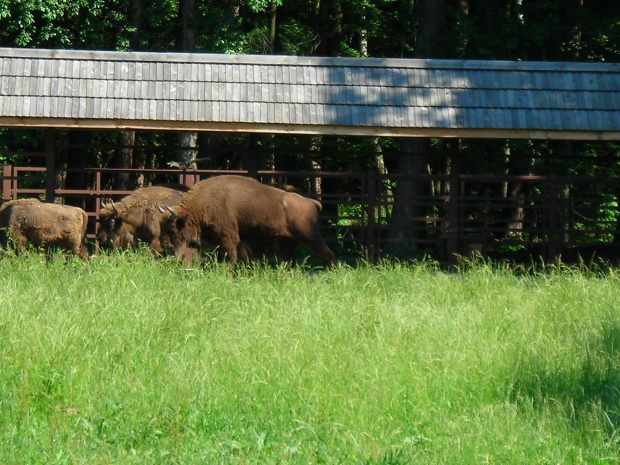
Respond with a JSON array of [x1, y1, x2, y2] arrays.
[[2, 164, 620, 264]]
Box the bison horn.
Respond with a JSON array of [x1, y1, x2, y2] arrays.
[[165, 204, 178, 219], [101, 200, 118, 216], [156, 204, 165, 214]]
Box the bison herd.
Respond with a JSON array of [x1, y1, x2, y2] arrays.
[[0, 175, 336, 268]]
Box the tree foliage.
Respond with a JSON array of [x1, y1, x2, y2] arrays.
[[0, 0, 619, 256], [0, 0, 617, 167]]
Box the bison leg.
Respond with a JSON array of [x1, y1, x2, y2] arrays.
[[304, 240, 336, 266], [317, 245, 337, 265], [77, 241, 91, 263], [57, 238, 92, 272], [218, 234, 240, 266], [294, 229, 336, 266], [284, 200, 336, 266], [277, 238, 298, 263], [290, 223, 336, 266], [237, 240, 254, 262], [16, 237, 28, 255]]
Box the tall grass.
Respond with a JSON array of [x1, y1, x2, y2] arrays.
[[1, 252, 620, 464]]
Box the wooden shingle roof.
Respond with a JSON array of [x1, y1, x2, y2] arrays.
[[0, 47, 619, 140]]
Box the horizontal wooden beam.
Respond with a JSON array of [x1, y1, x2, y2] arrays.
[[0, 117, 619, 141]]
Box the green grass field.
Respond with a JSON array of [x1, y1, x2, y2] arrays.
[[1, 252, 620, 464]]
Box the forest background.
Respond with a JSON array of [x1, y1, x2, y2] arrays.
[[0, 0, 619, 258]]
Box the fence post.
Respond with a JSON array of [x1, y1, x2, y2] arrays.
[[2, 164, 13, 200], [93, 171, 102, 256], [179, 168, 198, 263], [366, 170, 377, 263], [45, 129, 56, 203], [546, 175, 560, 262], [179, 168, 200, 188], [446, 148, 461, 266]]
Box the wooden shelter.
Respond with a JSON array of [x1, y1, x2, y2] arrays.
[[0, 47, 618, 139], [1, 48, 620, 261]]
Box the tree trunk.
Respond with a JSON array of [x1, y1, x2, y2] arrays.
[[372, 137, 392, 226], [115, 130, 138, 190], [176, 0, 198, 169], [268, 1, 279, 53], [503, 142, 536, 241], [567, 0, 583, 60], [454, 0, 470, 57], [132, 132, 146, 187], [303, 136, 322, 197], [176, 132, 199, 169], [415, 0, 447, 57], [64, 131, 91, 210], [243, 133, 259, 178], [180, 0, 197, 52], [115, 0, 146, 189], [197, 132, 224, 169], [317, 0, 343, 56], [445, 139, 461, 262], [386, 138, 430, 258], [385, 0, 447, 258], [399, 0, 415, 58], [130, 0, 146, 51], [262, 134, 277, 172]]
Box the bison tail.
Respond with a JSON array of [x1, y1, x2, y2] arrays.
[[283, 194, 323, 212], [311, 199, 323, 212]]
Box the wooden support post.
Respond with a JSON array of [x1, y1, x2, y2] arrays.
[[177, 168, 194, 264], [243, 133, 259, 179], [366, 170, 377, 263], [179, 168, 200, 188], [2, 164, 13, 201], [45, 129, 56, 203], [178, 168, 198, 264], [546, 175, 560, 263], [446, 146, 461, 266]]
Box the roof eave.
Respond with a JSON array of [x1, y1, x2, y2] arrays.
[[0, 117, 617, 141]]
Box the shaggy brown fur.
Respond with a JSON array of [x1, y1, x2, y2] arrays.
[[0, 198, 89, 260], [97, 184, 189, 253], [159, 175, 336, 266]]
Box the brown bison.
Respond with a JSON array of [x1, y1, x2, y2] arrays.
[[0, 198, 89, 261], [159, 175, 336, 266], [97, 184, 189, 253]]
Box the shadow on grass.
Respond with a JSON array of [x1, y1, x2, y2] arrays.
[[510, 319, 620, 432]]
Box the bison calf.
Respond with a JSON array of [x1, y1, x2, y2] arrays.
[[159, 175, 336, 266], [0, 198, 89, 261]]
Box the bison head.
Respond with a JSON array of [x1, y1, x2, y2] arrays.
[[97, 201, 134, 250], [158, 205, 192, 258]]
